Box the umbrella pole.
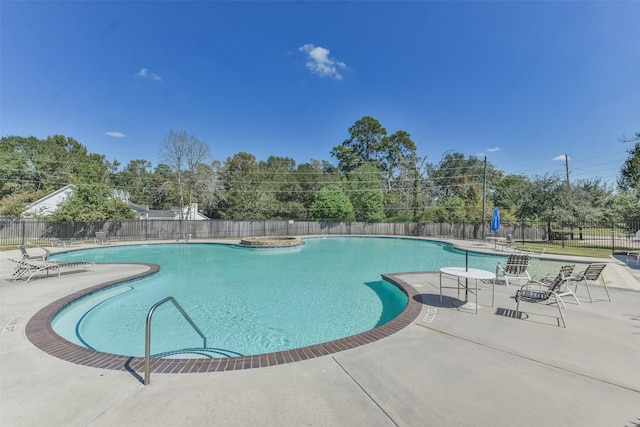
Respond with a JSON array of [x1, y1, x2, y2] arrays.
[[465, 250, 469, 300]]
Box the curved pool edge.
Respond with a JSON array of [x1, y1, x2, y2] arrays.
[[24, 267, 422, 374]]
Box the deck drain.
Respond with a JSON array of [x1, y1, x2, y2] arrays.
[[2, 317, 22, 333], [422, 306, 437, 323]]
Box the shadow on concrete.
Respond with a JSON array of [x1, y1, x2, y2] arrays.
[[413, 293, 465, 308], [125, 357, 144, 384], [496, 306, 564, 328]]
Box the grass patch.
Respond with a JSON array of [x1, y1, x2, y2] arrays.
[[520, 242, 612, 258]]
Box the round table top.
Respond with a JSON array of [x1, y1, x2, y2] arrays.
[[440, 267, 496, 280]]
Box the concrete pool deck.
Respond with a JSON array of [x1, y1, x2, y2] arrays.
[[1, 238, 639, 426]]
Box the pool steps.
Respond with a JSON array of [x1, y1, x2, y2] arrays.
[[153, 347, 244, 359], [51, 286, 133, 348]]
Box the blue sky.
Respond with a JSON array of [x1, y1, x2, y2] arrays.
[[2, 1, 639, 186]]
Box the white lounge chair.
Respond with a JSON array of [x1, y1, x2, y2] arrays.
[[9, 258, 60, 282], [9, 258, 95, 283], [20, 243, 50, 261]]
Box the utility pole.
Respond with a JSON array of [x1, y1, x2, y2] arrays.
[[482, 156, 487, 237], [565, 154, 570, 187]]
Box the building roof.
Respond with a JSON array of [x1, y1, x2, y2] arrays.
[[148, 210, 176, 219], [127, 201, 149, 213], [22, 184, 76, 217]]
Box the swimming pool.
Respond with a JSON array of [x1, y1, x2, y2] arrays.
[[43, 237, 567, 369]]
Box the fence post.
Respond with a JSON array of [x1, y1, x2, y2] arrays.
[[611, 220, 615, 254]]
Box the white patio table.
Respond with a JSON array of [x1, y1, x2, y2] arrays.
[[439, 267, 496, 314], [485, 236, 507, 249]]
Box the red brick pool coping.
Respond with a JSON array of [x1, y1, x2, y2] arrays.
[[25, 265, 422, 374]]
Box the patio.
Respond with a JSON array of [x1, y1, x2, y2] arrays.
[[1, 239, 639, 426]]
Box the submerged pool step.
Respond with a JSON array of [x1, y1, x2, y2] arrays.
[[51, 285, 134, 349], [153, 347, 244, 359]]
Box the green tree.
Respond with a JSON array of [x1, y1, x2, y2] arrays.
[[113, 159, 154, 206], [331, 116, 387, 175], [612, 190, 640, 222], [427, 152, 502, 223], [513, 173, 570, 223], [347, 164, 385, 222], [293, 160, 341, 214], [618, 135, 640, 191], [0, 135, 114, 216], [491, 174, 531, 222], [0, 135, 111, 194], [48, 185, 136, 221], [149, 164, 178, 209], [380, 130, 418, 189], [421, 196, 466, 224], [214, 152, 264, 219], [310, 185, 355, 221], [0, 136, 37, 199], [190, 162, 217, 215], [0, 191, 47, 217], [214, 154, 316, 220], [260, 156, 306, 218], [159, 130, 210, 218], [568, 178, 612, 224], [385, 157, 430, 222], [331, 116, 422, 220]]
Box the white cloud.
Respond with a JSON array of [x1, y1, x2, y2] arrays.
[[105, 131, 126, 138], [298, 44, 346, 80], [487, 147, 501, 152], [553, 154, 570, 161], [137, 68, 162, 81]]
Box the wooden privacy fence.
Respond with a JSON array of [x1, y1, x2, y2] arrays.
[[1, 218, 638, 252]]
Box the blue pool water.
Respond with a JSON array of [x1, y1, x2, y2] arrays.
[[51, 237, 566, 358]]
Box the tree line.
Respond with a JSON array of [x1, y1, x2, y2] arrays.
[[1, 119, 639, 226]]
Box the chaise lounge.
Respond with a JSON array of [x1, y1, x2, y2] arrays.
[[9, 258, 96, 283], [9, 258, 61, 282], [10, 242, 95, 282]]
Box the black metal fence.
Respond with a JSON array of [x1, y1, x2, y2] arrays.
[[1, 217, 639, 253]]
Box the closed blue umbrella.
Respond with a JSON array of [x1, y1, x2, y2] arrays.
[[491, 208, 500, 233]]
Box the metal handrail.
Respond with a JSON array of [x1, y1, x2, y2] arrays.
[[144, 296, 207, 385]]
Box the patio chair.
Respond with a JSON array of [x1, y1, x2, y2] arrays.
[[95, 231, 118, 245], [50, 237, 78, 247], [625, 251, 640, 266], [569, 263, 611, 303], [495, 254, 531, 287], [515, 266, 574, 328], [19, 243, 51, 261], [500, 234, 518, 252], [529, 264, 578, 308]]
